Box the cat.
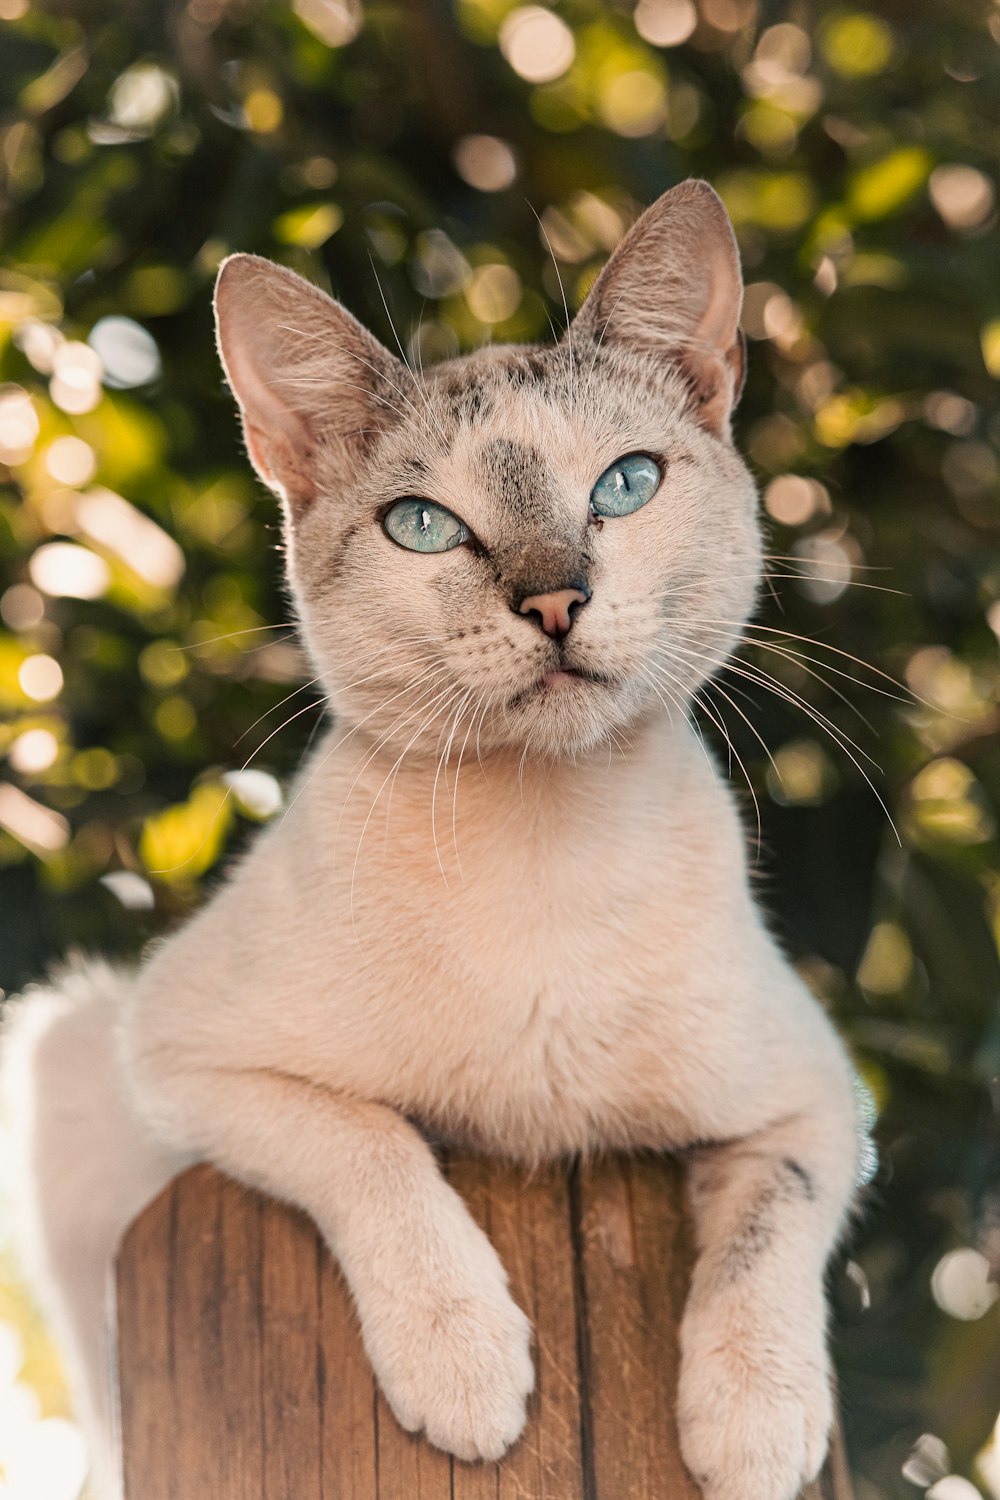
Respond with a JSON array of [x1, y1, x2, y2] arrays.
[[1, 180, 864, 1500]]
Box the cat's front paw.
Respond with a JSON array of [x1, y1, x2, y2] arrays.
[[677, 1309, 832, 1500], [362, 1261, 534, 1462]]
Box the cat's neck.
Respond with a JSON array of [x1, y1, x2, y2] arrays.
[[266, 710, 718, 902], [300, 708, 696, 833]]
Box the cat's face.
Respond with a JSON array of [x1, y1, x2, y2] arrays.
[[215, 181, 761, 759]]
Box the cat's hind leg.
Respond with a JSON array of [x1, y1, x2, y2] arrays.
[[1, 962, 188, 1500]]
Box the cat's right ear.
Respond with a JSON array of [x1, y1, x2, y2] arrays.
[[214, 255, 404, 512]]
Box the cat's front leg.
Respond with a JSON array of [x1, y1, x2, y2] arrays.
[[125, 1028, 534, 1461], [675, 1019, 860, 1500]]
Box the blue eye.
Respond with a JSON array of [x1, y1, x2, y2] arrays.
[[590, 453, 661, 518], [383, 499, 469, 553]]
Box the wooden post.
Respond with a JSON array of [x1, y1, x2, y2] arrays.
[[115, 1156, 853, 1500]]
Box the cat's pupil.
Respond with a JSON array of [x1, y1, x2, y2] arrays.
[[420, 508, 431, 532]]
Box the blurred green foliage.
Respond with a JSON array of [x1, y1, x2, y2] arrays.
[[1, 0, 999, 1494]]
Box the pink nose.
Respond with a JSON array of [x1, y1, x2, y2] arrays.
[[518, 586, 590, 639]]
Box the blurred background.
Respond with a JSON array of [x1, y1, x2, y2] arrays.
[[0, 0, 998, 1495]]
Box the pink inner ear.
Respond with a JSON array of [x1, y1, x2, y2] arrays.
[[694, 250, 743, 356], [678, 344, 744, 438], [244, 422, 318, 509]]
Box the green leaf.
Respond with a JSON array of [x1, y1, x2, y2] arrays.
[[848, 147, 932, 222], [139, 781, 233, 884]]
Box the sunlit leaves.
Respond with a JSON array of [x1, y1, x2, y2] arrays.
[[766, 737, 839, 806], [717, 168, 816, 231], [907, 759, 996, 852], [500, 7, 575, 84], [456, 0, 523, 45], [139, 780, 233, 886], [0, 636, 31, 710], [980, 320, 1000, 378], [105, 64, 178, 136], [243, 87, 284, 135], [812, 388, 905, 447], [818, 11, 895, 77], [273, 202, 344, 248], [857, 921, 913, 996], [847, 146, 932, 221]]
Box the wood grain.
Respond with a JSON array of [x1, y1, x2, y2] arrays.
[[449, 1156, 585, 1500], [574, 1154, 699, 1499], [115, 1157, 854, 1500]]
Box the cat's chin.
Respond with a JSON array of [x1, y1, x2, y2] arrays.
[[499, 671, 641, 758]]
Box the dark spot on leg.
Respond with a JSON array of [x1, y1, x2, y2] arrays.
[[720, 1185, 777, 1285], [780, 1157, 817, 1201], [716, 1160, 817, 1287]]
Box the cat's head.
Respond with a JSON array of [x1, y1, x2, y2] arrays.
[[214, 180, 761, 760]]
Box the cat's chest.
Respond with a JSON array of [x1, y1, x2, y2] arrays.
[[350, 865, 721, 1156], [317, 778, 738, 1142], [339, 773, 688, 1005], [240, 727, 754, 1150]]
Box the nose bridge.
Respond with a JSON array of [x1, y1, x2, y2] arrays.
[[500, 538, 588, 609], [500, 537, 592, 640]]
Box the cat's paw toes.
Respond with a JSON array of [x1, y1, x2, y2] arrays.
[[678, 1337, 832, 1500], [368, 1283, 534, 1462]]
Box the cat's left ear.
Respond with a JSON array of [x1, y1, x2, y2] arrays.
[[571, 180, 745, 439], [214, 255, 404, 513]]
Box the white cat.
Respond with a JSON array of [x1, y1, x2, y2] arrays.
[[1, 181, 863, 1500]]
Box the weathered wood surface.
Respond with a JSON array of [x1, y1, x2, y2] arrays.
[[115, 1156, 853, 1500]]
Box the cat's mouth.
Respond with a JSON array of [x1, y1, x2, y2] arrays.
[[541, 666, 597, 688], [509, 664, 616, 708]]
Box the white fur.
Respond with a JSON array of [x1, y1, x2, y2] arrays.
[[1, 183, 862, 1500], [0, 965, 187, 1500]]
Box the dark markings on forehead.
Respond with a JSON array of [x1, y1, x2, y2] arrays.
[[504, 350, 552, 388], [477, 437, 551, 521], [438, 375, 493, 426], [461, 383, 491, 422], [393, 455, 432, 486]]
